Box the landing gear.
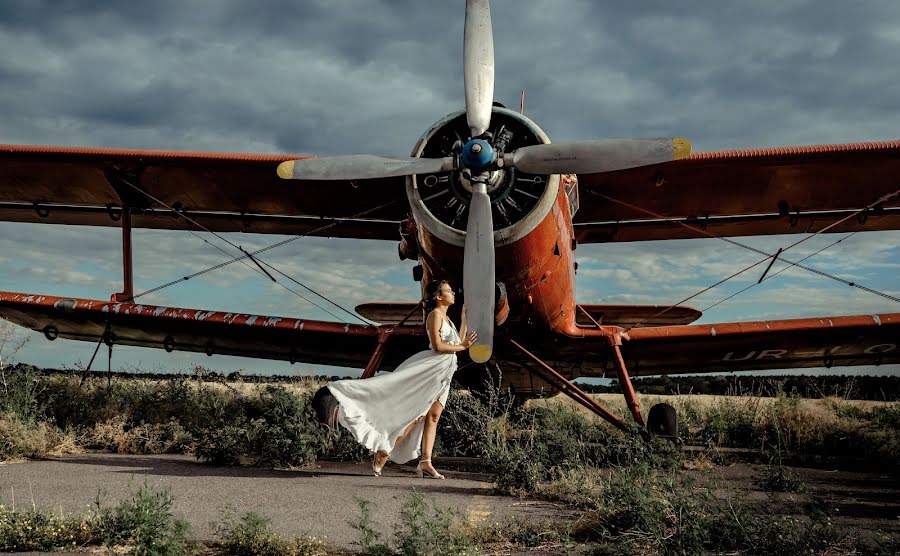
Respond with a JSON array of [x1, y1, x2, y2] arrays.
[[647, 403, 678, 440]]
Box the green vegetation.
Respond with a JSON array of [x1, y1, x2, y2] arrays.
[[577, 374, 900, 400], [212, 510, 325, 555], [1, 350, 899, 554], [0, 483, 190, 554]]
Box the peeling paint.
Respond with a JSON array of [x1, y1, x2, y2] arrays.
[[246, 316, 258, 326], [873, 315, 882, 325], [710, 327, 717, 337], [196, 311, 215, 321], [265, 317, 282, 327], [828, 319, 834, 327], [153, 307, 167, 316]]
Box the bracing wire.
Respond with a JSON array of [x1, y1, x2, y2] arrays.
[[116, 177, 400, 325], [591, 190, 900, 332]]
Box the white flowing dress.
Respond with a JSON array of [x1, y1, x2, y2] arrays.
[[327, 316, 461, 464]]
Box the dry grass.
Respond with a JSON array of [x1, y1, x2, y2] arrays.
[[0, 414, 79, 462]]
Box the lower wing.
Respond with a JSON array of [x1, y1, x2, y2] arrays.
[[0, 291, 424, 370]]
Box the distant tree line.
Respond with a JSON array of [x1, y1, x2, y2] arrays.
[[10, 363, 899, 401], [575, 374, 900, 401]]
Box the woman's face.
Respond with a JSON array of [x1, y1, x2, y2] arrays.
[[436, 282, 455, 306]]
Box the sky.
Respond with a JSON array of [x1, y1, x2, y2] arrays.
[[0, 0, 898, 379]]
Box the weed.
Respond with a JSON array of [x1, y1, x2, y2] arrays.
[[0, 413, 77, 461], [0, 504, 101, 551], [212, 509, 325, 556], [95, 482, 191, 556], [246, 386, 326, 468], [352, 492, 479, 556], [349, 498, 391, 556], [753, 463, 805, 494]]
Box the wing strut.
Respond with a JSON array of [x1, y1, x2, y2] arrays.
[[360, 300, 425, 379], [578, 305, 644, 426], [508, 339, 627, 430]]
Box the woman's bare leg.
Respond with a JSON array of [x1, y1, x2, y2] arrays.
[[419, 400, 444, 475], [375, 415, 424, 467]]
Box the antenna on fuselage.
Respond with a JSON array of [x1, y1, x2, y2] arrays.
[[519, 89, 525, 114]]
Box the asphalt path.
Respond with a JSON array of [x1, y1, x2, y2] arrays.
[[0, 454, 564, 552]]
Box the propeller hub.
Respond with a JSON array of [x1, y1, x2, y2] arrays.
[[461, 139, 495, 173]]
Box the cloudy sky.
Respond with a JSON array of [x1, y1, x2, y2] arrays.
[[0, 0, 898, 378]]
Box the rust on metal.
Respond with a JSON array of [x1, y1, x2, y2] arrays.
[[509, 338, 627, 430], [576, 140, 900, 244], [110, 203, 134, 303], [578, 304, 644, 426]]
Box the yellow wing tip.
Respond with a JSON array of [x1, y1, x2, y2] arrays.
[[469, 344, 492, 363], [276, 160, 295, 180], [672, 138, 691, 160]]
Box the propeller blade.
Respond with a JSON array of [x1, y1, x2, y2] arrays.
[[464, 0, 495, 138], [277, 155, 454, 181], [505, 138, 691, 175], [463, 181, 495, 363]]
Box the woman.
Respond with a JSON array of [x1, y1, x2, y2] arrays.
[[326, 280, 478, 479]]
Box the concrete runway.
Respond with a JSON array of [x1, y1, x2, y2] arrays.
[[1, 454, 564, 552]]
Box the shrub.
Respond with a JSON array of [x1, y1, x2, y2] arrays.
[[246, 386, 327, 468], [0, 413, 77, 461], [352, 492, 479, 556], [213, 509, 325, 556], [0, 505, 101, 551], [95, 483, 191, 556]]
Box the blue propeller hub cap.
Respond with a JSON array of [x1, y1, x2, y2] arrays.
[[460, 139, 495, 173]]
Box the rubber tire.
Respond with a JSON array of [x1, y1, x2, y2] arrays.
[[647, 402, 678, 440]]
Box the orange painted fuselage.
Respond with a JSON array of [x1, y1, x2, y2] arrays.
[[417, 176, 582, 339]]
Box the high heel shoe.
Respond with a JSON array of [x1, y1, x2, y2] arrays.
[[415, 459, 445, 480], [373, 453, 387, 477]]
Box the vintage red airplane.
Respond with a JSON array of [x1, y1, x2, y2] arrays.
[[1, 0, 898, 432]]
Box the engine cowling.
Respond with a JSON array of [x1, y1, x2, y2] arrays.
[[406, 106, 559, 248]]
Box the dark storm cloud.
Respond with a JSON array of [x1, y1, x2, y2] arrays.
[[1, 1, 899, 374], [3, 0, 899, 154]]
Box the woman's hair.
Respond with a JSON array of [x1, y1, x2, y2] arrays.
[[424, 279, 450, 313]]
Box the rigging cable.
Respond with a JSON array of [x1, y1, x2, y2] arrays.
[[701, 232, 858, 312], [115, 176, 402, 325], [588, 189, 900, 332], [113, 187, 348, 321]]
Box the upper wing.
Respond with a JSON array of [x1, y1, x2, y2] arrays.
[[0, 291, 425, 370], [574, 140, 900, 243], [0, 145, 407, 240]]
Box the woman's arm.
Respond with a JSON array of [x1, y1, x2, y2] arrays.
[[459, 304, 468, 339], [427, 310, 474, 353]]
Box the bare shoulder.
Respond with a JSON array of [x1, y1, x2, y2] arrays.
[[426, 309, 440, 326]]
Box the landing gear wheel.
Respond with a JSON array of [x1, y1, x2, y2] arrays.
[[312, 386, 340, 429], [647, 403, 678, 441]]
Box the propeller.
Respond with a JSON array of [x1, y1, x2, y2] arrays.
[[504, 138, 692, 175], [275, 0, 692, 364], [464, 0, 495, 138], [277, 155, 454, 181]]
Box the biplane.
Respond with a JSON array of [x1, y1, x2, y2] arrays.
[[1, 0, 898, 433]]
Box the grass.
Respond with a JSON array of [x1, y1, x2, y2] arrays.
[[1, 355, 899, 554], [212, 509, 325, 556]]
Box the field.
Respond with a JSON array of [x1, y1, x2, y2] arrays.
[[1, 362, 899, 554]]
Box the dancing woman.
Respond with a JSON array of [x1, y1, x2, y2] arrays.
[[326, 280, 478, 479]]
